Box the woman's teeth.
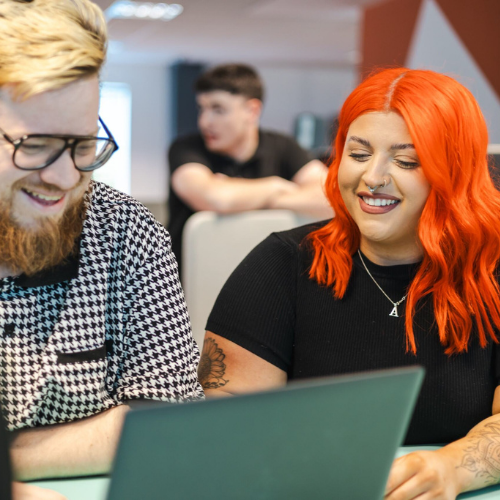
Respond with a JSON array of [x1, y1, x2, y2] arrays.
[[362, 197, 398, 207]]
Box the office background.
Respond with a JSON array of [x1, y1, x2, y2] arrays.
[[94, 0, 500, 224]]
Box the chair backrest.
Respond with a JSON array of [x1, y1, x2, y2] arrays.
[[182, 210, 315, 348], [489, 145, 500, 188]]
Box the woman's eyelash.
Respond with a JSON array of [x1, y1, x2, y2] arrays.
[[348, 153, 419, 169], [396, 160, 420, 169], [348, 153, 369, 161]]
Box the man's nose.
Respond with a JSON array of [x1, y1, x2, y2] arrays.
[[39, 149, 81, 191], [198, 110, 211, 129]]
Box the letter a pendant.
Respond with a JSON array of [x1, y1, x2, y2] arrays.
[[389, 305, 399, 317]]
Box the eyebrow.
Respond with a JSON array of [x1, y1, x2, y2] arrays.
[[390, 143, 415, 150], [347, 136, 415, 150], [347, 136, 371, 148]]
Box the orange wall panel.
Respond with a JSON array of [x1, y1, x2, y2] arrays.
[[435, 0, 500, 99], [362, 0, 500, 99], [361, 0, 423, 78]]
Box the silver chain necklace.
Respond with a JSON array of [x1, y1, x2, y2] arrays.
[[357, 250, 406, 317]]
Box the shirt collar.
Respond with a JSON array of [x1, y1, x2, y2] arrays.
[[250, 130, 265, 163], [13, 251, 80, 288], [232, 130, 265, 167], [210, 129, 264, 166]]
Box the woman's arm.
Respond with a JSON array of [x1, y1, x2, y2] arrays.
[[385, 386, 500, 499], [198, 332, 287, 398]]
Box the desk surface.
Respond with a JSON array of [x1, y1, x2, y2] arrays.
[[31, 447, 500, 500]]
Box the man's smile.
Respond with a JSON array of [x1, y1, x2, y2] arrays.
[[22, 187, 64, 204]]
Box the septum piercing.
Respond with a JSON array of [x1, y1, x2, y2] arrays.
[[367, 178, 388, 194]]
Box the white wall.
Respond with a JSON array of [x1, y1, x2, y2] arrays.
[[101, 63, 170, 204], [101, 61, 357, 208], [257, 65, 357, 134]]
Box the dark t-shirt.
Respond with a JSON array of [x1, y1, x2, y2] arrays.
[[167, 130, 311, 271], [207, 222, 500, 445], [0, 404, 12, 500]]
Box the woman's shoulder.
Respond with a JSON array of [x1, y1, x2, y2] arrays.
[[270, 219, 331, 249], [231, 219, 331, 281]]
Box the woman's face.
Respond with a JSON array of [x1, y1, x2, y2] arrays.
[[338, 111, 430, 264]]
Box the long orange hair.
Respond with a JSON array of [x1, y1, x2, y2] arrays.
[[309, 68, 500, 354]]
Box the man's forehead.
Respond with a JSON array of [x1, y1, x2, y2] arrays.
[[0, 77, 100, 134], [196, 90, 247, 107], [0, 85, 20, 113]]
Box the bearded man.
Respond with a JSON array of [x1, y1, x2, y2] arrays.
[[0, 0, 203, 483]]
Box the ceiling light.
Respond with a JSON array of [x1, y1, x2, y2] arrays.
[[105, 1, 183, 21]]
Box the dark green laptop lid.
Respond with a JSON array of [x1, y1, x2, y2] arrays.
[[108, 366, 424, 500]]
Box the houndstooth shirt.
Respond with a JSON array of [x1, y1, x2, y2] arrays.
[[0, 181, 203, 430]]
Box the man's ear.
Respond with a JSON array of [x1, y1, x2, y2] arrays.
[[245, 98, 263, 124]]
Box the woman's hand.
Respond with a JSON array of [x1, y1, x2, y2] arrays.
[[384, 450, 461, 500], [12, 482, 67, 500]]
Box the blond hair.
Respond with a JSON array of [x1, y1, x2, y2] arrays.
[[0, 0, 107, 99]]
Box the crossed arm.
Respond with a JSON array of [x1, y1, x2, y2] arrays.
[[199, 332, 500, 499], [10, 404, 129, 481], [171, 160, 333, 219]]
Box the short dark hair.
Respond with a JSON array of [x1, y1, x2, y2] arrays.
[[195, 63, 264, 101]]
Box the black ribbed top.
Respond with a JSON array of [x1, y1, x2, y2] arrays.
[[207, 222, 500, 445], [0, 403, 11, 499]]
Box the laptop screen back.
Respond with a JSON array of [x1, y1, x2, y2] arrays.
[[108, 366, 424, 500]]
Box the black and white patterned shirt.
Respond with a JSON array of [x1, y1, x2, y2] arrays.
[[0, 182, 203, 430]]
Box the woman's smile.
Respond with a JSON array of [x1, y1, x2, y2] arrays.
[[357, 192, 401, 214]]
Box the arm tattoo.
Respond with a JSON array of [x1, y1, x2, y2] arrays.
[[457, 422, 500, 486], [198, 337, 229, 389]]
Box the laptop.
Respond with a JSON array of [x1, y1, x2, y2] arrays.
[[107, 366, 424, 500]]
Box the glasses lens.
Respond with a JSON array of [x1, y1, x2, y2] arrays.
[[73, 139, 116, 171], [14, 136, 66, 169]]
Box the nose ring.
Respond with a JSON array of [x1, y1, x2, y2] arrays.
[[367, 178, 388, 194]]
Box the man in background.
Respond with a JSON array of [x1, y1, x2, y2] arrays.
[[168, 63, 333, 270], [0, 0, 202, 482]]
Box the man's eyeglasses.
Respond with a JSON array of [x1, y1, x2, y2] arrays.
[[0, 117, 119, 172]]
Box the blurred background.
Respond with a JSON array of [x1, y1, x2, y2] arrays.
[[91, 0, 500, 224]]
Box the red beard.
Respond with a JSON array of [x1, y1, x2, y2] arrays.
[[0, 185, 87, 277]]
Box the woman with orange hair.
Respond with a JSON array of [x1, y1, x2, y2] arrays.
[[199, 68, 500, 498]]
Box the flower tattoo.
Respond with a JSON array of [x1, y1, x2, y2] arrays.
[[198, 337, 229, 389]]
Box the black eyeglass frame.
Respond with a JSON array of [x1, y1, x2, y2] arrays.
[[0, 116, 119, 172]]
